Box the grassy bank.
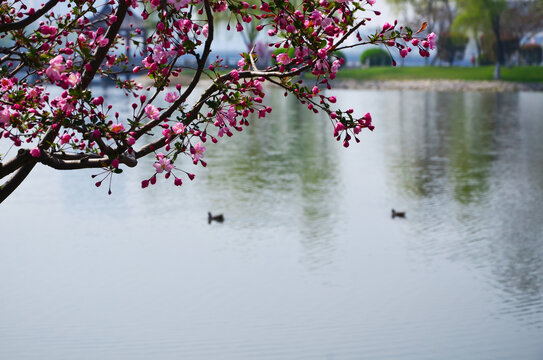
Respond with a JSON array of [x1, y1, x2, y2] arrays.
[[336, 66, 543, 82]]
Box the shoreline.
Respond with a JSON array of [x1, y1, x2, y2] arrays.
[[330, 78, 543, 92], [137, 75, 543, 92]]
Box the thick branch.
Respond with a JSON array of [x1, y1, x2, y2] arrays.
[[134, 0, 215, 139], [0, 149, 32, 179], [0, 162, 37, 203], [79, 0, 129, 89], [0, 0, 61, 33], [39, 150, 137, 169], [40, 152, 108, 169], [0, 120, 58, 201]]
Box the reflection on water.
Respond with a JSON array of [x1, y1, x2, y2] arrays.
[[202, 92, 340, 270], [1, 88, 543, 360], [386, 91, 522, 203], [379, 90, 543, 323]]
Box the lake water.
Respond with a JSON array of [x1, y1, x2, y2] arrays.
[[1, 87, 543, 359]]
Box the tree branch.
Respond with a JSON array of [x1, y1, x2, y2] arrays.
[[0, 119, 58, 201], [0, 0, 61, 33], [134, 0, 215, 139], [0, 149, 32, 179], [0, 162, 37, 203], [134, 64, 310, 159], [38, 150, 137, 169], [79, 0, 129, 89]]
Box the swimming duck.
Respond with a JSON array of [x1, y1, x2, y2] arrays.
[[208, 212, 224, 224], [391, 209, 406, 218]]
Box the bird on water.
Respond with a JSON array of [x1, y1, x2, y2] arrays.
[[391, 209, 406, 218], [208, 212, 224, 224]]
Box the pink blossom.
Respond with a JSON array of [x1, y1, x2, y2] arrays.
[[426, 32, 437, 50], [30, 147, 41, 158], [165, 92, 179, 103], [202, 24, 209, 37], [52, 96, 75, 115], [227, 105, 237, 125], [60, 134, 71, 144], [168, 0, 190, 11], [334, 122, 345, 137], [276, 53, 291, 65], [172, 122, 185, 134], [153, 153, 174, 173], [142, 56, 153, 69], [330, 59, 341, 79], [295, 46, 310, 60], [106, 55, 116, 67], [253, 80, 263, 92], [191, 142, 206, 161], [151, 44, 176, 64], [39, 25, 57, 36], [411, 38, 420, 46], [145, 104, 161, 120], [260, 2, 270, 11], [174, 177, 183, 186], [367, 0, 376, 5], [1, 77, 14, 91], [230, 69, 240, 81], [110, 123, 125, 133], [45, 55, 66, 81], [0, 108, 10, 126], [310, 10, 323, 25], [313, 58, 328, 74], [66, 72, 81, 87], [92, 96, 104, 105], [317, 48, 328, 59], [94, 35, 109, 48], [26, 86, 42, 100], [360, 112, 374, 130]]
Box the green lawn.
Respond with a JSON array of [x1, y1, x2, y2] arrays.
[[336, 66, 543, 82]]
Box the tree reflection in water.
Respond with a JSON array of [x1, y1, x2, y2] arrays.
[[383, 90, 543, 323]]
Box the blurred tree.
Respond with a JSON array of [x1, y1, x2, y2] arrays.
[[390, 0, 457, 64], [360, 48, 393, 66], [437, 31, 469, 65], [390, 0, 456, 33], [454, 0, 543, 78]]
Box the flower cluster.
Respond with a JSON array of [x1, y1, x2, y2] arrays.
[[0, 0, 435, 200]]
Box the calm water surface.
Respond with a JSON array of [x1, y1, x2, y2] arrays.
[[1, 88, 543, 359]]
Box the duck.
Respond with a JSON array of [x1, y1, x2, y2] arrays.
[[208, 212, 224, 224], [391, 209, 406, 218]]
